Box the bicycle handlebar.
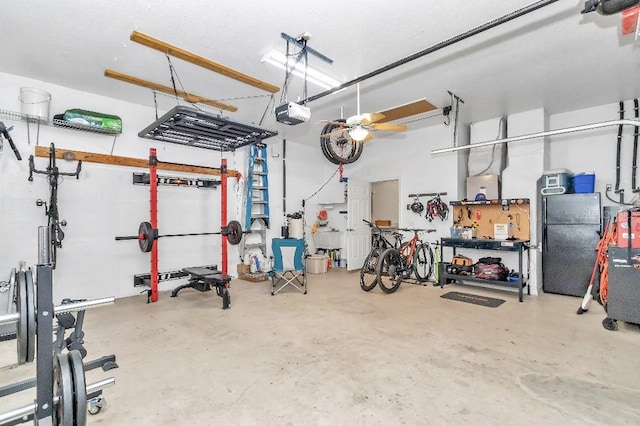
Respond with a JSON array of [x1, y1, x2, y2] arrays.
[[397, 228, 437, 233]]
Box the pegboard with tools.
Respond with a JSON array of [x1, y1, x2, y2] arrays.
[[450, 198, 531, 241]]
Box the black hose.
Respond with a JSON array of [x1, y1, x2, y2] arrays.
[[633, 98, 639, 192], [283, 139, 287, 214], [616, 101, 624, 192]]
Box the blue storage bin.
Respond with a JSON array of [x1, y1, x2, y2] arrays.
[[573, 172, 595, 193]]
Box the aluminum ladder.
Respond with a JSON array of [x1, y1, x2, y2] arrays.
[[242, 143, 269, 259]]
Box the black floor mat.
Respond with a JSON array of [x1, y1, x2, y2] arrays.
[[440, 291, 505, 308]]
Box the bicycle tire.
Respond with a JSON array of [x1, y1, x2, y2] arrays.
[[376, 248, 403, 294], [413, 243, 434, 282], [320, 120, 363, 164], [360, 248, 382, 291]]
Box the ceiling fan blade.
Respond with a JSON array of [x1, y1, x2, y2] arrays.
[[371, 123, 408, 132], [362, 133, 373, 142], [320, 128, 349, 139], [366, 113, 386, 124], [320, 120, 347, 126], [376, 99, 437, 123]]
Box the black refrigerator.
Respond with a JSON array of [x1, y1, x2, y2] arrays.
[[542, 193, 601, 297]]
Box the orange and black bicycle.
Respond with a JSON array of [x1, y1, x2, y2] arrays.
[[375, 228, 435, 293]]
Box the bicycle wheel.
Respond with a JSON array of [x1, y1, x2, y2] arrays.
[[413, 243, 434, 282], [320, 120, 363, 164], [376, 248, 403, 294], [360, 248, 382, 291]]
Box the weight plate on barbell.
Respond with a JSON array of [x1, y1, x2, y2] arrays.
[[226, 220, 242, 246], [68, 350, 87, 426], [16, 271, 28, 365], [54, 352, 74, 426], [25, 269, 36, 364], [138, 221, 154, 253]]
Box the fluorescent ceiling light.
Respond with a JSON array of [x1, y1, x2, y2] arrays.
[[262, 49, 341, 90]]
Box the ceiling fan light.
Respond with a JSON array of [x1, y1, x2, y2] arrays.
[[349, 126, 369, 141]]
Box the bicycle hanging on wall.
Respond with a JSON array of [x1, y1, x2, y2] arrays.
[[29, 143, 82, 268]]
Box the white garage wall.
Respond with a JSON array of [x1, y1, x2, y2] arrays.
[[346, 122, 461, 237], [549, 100, 640, 206], [3, 69, 636, 303], [0, 72, 248, 301]]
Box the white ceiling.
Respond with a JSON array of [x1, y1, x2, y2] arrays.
[[2, 1, 639, 143]]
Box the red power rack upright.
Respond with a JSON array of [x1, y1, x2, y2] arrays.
[[146, 148, 231, 302]]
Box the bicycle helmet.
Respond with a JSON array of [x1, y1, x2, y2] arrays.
[[410, 198, 424, 214]]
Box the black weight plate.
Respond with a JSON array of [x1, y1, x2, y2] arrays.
[[226, 220, 243, 246], [25, 269, 36, 363], [138, 221, 154, 253], [16, 271, 28, 365], [54, 352, 74, 426], [68, 350, 87, 426]]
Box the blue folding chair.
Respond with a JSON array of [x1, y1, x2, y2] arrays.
[[269, 238, 307, 295]]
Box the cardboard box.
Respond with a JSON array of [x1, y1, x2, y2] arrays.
[[239, 272, 269, 282], [307, 255, 329, 274], [467, 175, 500, 200], [616, 210, 640, 248], [236, 263, 251, 276]]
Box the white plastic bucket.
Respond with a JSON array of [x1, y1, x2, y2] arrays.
[[288, 218, 304, 239], [19, 87, 51, 121]]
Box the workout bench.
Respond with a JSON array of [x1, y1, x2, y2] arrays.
[[171, 267, 232, 309]]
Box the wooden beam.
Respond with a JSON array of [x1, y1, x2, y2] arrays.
[[130, 30, 280, 94], [34, 146, 239, 178], [376, 99, 438, 123], [104, 69, 237, 112]]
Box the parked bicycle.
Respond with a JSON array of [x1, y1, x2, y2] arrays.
[[359, 220, 402, 291], [375, 228, 436, 293]]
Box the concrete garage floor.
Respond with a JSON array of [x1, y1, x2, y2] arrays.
[[2, 268, 640, 425]]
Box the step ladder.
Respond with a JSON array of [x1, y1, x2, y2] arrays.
[[242, 143, 270, 260]]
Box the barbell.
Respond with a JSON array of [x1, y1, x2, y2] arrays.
[[114, 220, 249, 253], [0, 269, 115, 365]]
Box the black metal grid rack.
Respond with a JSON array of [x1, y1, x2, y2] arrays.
[[138, 106, 278, 151]]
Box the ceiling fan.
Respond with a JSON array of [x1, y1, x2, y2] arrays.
[[319, 85, 438, 164], [322, 84, 408, 142], [321, 84, 438, 142]]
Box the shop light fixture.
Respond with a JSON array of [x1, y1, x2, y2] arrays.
[[262, 49, 341, 90]]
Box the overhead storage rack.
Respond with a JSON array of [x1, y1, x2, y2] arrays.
[[138, 106, 278, 151]]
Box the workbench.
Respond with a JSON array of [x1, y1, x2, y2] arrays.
[[439, 238, 530, 302]]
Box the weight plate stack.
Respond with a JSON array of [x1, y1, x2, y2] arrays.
[[68, 350, 87, 425], [53, 352, 74, 426]]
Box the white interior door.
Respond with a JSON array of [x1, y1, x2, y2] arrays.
[[346, 179, 371, 271]]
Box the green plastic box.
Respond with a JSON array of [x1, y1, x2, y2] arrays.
[[63, 109, 122, 132]]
